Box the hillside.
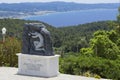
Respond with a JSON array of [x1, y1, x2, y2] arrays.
[[0, 19, 112, 52], [0, 19, 56, 38], [0, 2, 119, 12], [0, 19, 120, 79]]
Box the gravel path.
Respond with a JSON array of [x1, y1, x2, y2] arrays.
[[0, 67, 108, 80]]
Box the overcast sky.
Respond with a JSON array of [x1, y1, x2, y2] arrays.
[[0, 0, 119, 4]]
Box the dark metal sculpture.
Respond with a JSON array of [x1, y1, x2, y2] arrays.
[[22, 23, 54, 56]]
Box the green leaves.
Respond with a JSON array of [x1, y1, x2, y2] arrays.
[[92, 35, 119, 60], [60, 55, 120, 79], [81, 30, 120, 60], [0, 37, 21, 67], [80, 48, 93, 56]]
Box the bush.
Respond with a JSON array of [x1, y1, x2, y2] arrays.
[[0, 37, 21, 67], [90, 34, 119, 60], [59, 55, 120, 79], [94, 74, 101, 79], [80, 48, 93, 56]]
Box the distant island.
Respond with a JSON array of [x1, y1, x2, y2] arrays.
[[0, 2, 119, 18]]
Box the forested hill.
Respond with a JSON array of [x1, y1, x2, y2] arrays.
[[0, 2, 119, 12], [0, 19, 119, 79], [0, 19, 112, 52]]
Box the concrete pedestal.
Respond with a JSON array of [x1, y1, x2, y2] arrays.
[[17, 53, 60, 77]]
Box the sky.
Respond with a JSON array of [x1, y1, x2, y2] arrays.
[[0, 0, 119, 4]]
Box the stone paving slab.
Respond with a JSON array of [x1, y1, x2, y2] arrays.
[[0, 67, 108, 80]]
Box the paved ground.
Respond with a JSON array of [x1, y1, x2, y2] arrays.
[[0, 67, 108, 80]]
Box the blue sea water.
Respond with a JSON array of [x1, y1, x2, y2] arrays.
[[24, 9, 118, 27]]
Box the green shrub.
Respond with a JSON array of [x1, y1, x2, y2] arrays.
[[90, 31, 120, 60], [59, 55, 120, 79], [94, 74, 101, 79], [0, 37, 21, 67], [83, 71, 91, 77]]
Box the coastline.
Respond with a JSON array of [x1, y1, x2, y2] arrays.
[[19, 11, 56, 19], [19, 9, 118, 19], [0, 11, 56, 19], [0, 8, 117, 19]]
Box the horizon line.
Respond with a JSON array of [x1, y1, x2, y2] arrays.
[[0, 1, 119, 4]]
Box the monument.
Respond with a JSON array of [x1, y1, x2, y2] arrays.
[[22, 23, 54, 56], [17, 23, 59, 77]]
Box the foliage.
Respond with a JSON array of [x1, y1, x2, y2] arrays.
[[69, 8, 120, 79], [90, 30, 120, 60], [58, 21, 112, 53], [0, 18, 119, 79], [0, 19, 112, 53], [94, 74, 101, 79], [60, 55, 120, 79], [0, 37, 21, 67], [79, 7, 120, 59], [80, 48, 93, 56]]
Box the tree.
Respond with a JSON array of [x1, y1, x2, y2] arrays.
[[90, 32, 119, 60], [80, 30, 120, 60], [116, 7, 120, 33]]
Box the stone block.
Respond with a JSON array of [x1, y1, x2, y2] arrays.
[[17, 53, 60, 77]]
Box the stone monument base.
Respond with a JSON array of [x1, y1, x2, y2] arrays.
[[17, 53, 60, 78]]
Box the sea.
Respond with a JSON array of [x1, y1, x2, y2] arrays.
[[24, 9, 118, 27]]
